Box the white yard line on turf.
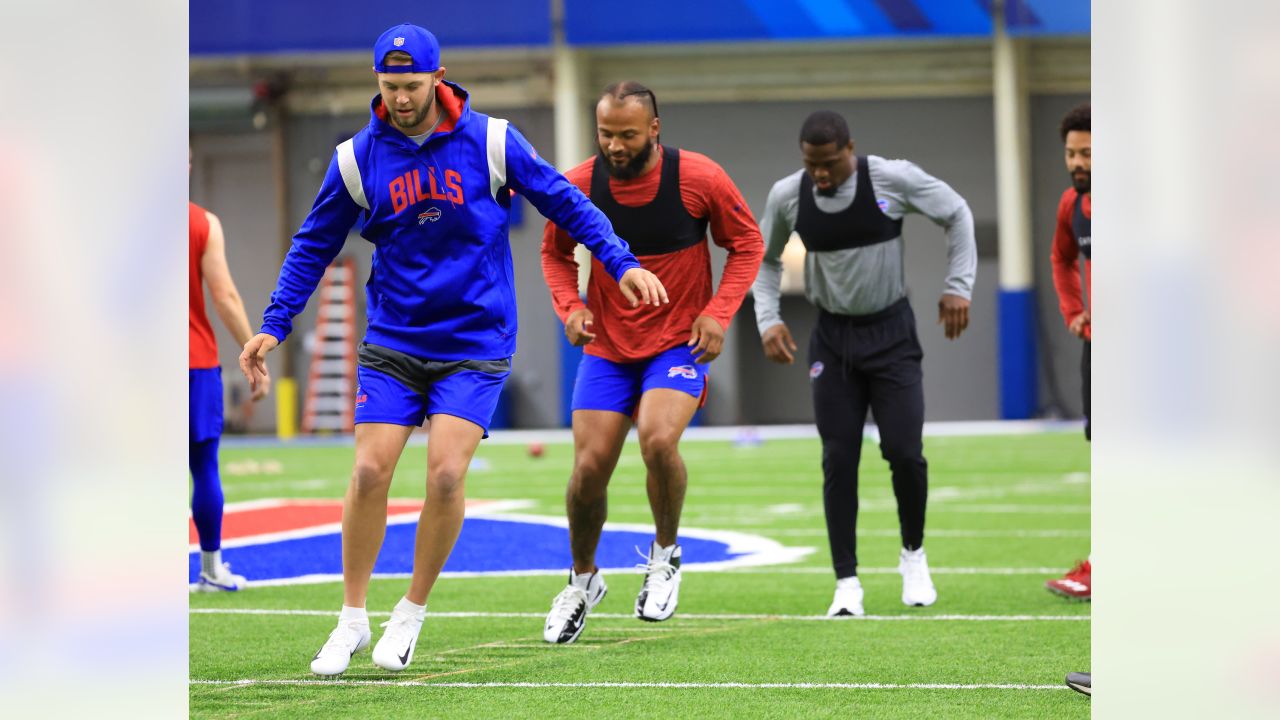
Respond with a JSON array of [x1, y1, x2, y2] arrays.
[[189, 608, 1088, 622], [190, 679, 1070, 690]]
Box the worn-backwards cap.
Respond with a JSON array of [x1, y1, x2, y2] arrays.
[[373, 23, 440, 73]]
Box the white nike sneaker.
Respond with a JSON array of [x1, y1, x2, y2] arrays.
[[543, 569, 608, 644], [635, 542, 682, 622], [372, 599, 427, 672], [899, 547, 938, 607], [827, 576, 865, 617], [196, 562, 247, 592], [310, 617, 371, 676]]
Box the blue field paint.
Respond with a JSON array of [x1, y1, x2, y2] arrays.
[[189, 516, 747, 584], [997, 288, 1038, 419]]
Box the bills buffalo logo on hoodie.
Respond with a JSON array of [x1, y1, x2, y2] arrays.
[[418, 207, 442, 224]]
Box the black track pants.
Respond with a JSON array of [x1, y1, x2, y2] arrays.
[[809, 299, 928, 580]]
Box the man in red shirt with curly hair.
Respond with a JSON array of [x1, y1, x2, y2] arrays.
[[1046, 102, 1091, 605], [540, 82, 763, 643]]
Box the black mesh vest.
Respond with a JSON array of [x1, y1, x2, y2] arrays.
[[589, 146, 708, 256], [795, 155, 903, 252], [1071, 191, 1091, 260]]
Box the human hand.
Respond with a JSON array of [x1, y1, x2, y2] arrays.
[[761, 323, 797, 364], [239, 333, 279, 396], [938, 293, 971, 340], [688, 315, 725, 363], [565, 308, 597, 346], [1069, 310, 1091, 339], [617, 267, 669, 308]]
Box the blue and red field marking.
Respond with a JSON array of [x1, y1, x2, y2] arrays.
[[190, 499, 810, 587]]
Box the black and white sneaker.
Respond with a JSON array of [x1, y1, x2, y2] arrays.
[[635, 542, 681, 622], [1066, 671, 1091, 696], [543, 569, 607, 644]]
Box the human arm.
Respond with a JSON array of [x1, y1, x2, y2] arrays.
[[752, 176, 800, 364], [201, 211, 269, 400], [888, 159, 977, 340], [506, 125, 666, 307], [242, 152, 359, 391], [539, 198, 596, 346], [1051, 191, 1089, 338], [688, 157, 765, 363]]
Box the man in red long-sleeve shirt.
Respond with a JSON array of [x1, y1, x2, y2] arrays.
[[1046, 103, 1092, 607], [540, 82, 763, 643]]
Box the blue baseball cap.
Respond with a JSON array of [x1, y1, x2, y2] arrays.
[[373, 23, 440, 73]]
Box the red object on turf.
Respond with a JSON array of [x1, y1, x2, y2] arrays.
[[1046, 559, 1091, 601], [528, 442, 545, 458]]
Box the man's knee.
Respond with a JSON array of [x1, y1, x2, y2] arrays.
[[879, 437, 924, 465], [427, 461, 467, 500], [638, 429, 682, 469], [570, 450, 614, 499], [351, 457, 395, 498]]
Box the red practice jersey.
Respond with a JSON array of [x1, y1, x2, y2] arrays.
[[541, 148, 763, 362], [1051, 188, 1092, 341], [189, 202, 218, 369]]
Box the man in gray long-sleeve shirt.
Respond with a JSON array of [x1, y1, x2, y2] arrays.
[[752, 111, 976, 617]]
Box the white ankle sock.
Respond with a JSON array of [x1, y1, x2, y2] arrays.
[[395, 596, 427, 617], [201, 550, 222, 576], [339, 605, 368, 623]]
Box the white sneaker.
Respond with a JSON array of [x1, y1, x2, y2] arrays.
[[310, 617, 371, 676], [372, 599, 427, 672], [543, 569, 608, 644], [196, 562, 246, 592], [899, 547, 938, 607], [827, 576, 865, 617], [635, 543, 682, 622]]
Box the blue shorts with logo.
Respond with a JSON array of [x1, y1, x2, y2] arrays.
[[354, 343, 511, 437], [571, 343, 708, 416], [189, 367, 224, 443]]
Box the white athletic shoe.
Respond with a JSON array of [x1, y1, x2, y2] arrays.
[[635, 543, 682, 622], [899, 547, 938, 607], [310, 617, 371, 676], [372, 599, 427, 672], [543, 569, 608, 644], [827, 576, 865, 617], [196, 562, 246, 592]]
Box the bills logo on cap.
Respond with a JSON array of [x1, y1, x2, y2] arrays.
[[809, 361, 824, 380], [418, 207, 442, 224], [393, 37, 405, 47]]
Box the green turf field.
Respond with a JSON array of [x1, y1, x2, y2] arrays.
[[190, 431, 1090, 718]]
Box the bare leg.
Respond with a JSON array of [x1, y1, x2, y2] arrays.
[[635, 389, 700, 547], [342, 423, 415, 608], [405, 414, 485, 605], [566, 410, 631, 574]]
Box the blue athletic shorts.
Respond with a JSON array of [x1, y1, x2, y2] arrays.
[[354, 343, 511, 437], [189, 367, 224, 443], [571, 343, 708, 416]]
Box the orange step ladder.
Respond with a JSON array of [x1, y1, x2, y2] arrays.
[[301, 257, 357, 434]]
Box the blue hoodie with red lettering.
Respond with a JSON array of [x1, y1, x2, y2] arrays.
[[260, 80, 639, 361]]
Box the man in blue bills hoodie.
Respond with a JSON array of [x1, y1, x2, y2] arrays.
[[238, 23, 667, 677]]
